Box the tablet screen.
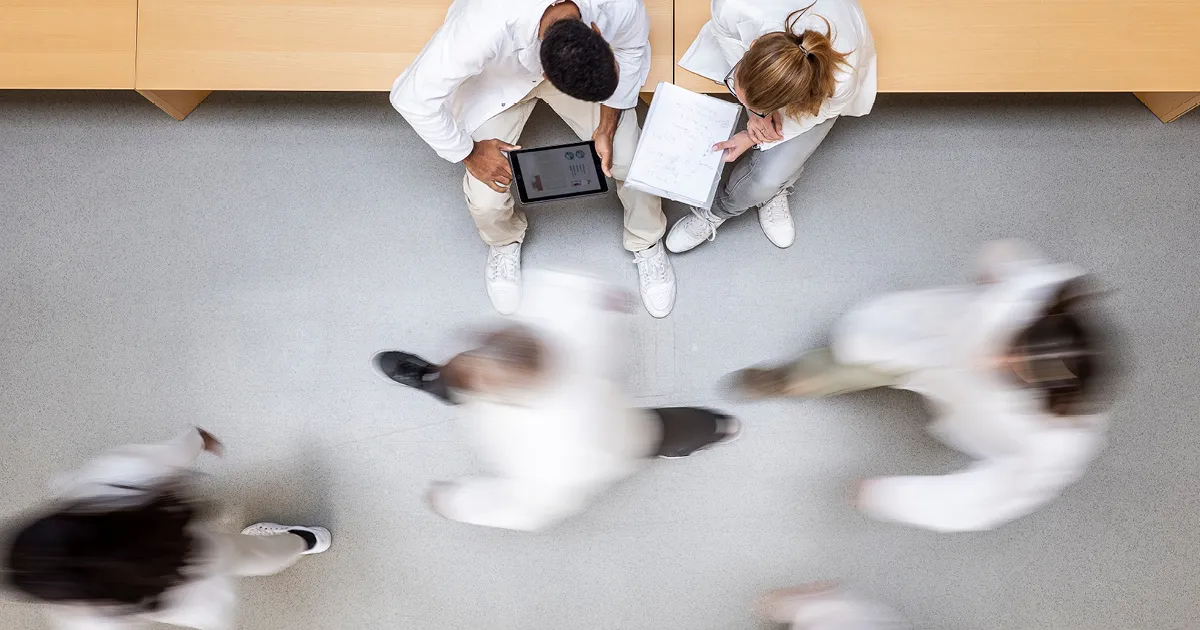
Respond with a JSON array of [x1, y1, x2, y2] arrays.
[[514, 143, 605, 202]]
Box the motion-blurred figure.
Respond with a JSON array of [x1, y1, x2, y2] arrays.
[[375, 269, 739, 531], [734, 240, 1116, 532], [759, 583, 909, 629], [4, 429, 331, 630]]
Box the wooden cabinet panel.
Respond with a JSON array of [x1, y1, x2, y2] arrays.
[[675, 0, 1200, 93], [136, 0, 673, 91], [0, 0, 136, 88]]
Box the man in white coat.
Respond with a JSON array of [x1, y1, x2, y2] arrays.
[[391, 0, 676, 318], [669, 0, 876, 251], [734, 241, 1115, 532], [374, 270, 739, 531]]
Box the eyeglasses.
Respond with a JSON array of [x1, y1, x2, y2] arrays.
[[724, 63, 768, 119]]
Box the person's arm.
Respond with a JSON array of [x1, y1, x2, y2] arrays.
[[601, 2, 653, 113], [857, 457, 1068, 533], [431, 476, 591, 532], [389, 16, 498, 164], [54, 429, 221, 499], [587, 2, 652, 176], [592, 104, 622, 177]]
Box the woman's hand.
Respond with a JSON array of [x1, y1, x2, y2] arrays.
[[712, 131, 757, 163], [197, 428, 223, 456], [746, 110, 784, 145]]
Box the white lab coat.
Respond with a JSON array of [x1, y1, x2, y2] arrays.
[[42, 431, 243, 630], [390, 0, 653, 163], [439, 270, 660, 531], [840, 241, 1108, 532], [678, 0, 876, 149]]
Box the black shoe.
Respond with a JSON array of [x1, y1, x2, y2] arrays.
[[373, 351, 456, 404], [373, 351, 439, 388]]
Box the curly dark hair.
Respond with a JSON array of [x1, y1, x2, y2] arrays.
[[540, 19, 619, 102], [5, 490, 200, 612]]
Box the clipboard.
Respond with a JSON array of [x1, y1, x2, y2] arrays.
[[625, 82, 742, 209]]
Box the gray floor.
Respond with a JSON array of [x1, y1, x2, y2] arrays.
[[1, 90, 1198, 630]]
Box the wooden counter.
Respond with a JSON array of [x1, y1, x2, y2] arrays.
[[0, 0, 137, 88]]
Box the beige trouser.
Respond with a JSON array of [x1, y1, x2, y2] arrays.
[[210, 532, 307, 576], [464, 81, 666, 252], [741, 348, 904, 398]]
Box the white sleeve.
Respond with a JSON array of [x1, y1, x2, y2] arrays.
[[858, 457, 1070, 533], [48, 609, 138, 630], [389, 16, 498, 163], [975, 239, 1048, 283], [602, 3, 653, 110], [438, 476, 592, 532], [54, 429, 206, 499]]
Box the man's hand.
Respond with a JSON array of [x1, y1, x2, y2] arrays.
[[464, 139, 520, 193], [197, 428, 223, 456], [746, 110, 784, 145], [593, 104, 622, 177], [712, 131, 757, 163]]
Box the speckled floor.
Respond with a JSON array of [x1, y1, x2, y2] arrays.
[[1, 90, 1197, 629]]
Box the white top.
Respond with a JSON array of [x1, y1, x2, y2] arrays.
[[43, 430, 243, 630], [839, 241, 1108, 532], [390, 0, 653, 163], [678, 0, 877, 149], [440, 270, 660, 531]]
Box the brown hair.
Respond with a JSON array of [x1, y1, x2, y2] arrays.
[[735, 4, 851, 118], [1004, 278, 1116, 417]]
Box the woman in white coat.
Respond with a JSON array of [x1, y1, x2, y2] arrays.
[[4, 429, 332, 629], [374, 269, 739, 531], [734, 241, 1116, 532], [667, 0, 876, 253]]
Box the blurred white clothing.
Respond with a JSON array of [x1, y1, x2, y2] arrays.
[[439, 270, 661, 531], [786, 590, 909, 629], [840, 241, 1108, 532], [678, 0, 877, 149], [45, 430, 307, 630]]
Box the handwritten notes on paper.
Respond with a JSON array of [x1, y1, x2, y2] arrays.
[[626, 83, 742, 208]]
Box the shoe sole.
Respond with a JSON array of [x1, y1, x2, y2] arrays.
[[241, 523, 332, 554], [759, 221, 795, 249]]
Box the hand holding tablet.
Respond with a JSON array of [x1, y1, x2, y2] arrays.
[[465, 138, 522, 193], [506, 141, 609, 204]]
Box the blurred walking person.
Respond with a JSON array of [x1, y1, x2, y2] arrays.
[[4, 429, 331, 630], [734, 240, 1117, 532], [375, 269, 739, 531]]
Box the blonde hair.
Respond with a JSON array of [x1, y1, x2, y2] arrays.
[[736, 5, 851, 118]]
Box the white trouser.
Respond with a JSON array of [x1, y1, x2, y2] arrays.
[[464, 81, 666, 252]]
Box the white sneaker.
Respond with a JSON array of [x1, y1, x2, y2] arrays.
[[485, 242, 522, 315], [666, 206, 726, 253], [241, 522, 332, 555], [632, 241, 676, 318], [757, 191, 796, 248]]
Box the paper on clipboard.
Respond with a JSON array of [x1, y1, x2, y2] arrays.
[[625, 82, 741, 209]]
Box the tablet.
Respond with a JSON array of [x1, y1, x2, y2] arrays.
[[507, 141, 609, 204]]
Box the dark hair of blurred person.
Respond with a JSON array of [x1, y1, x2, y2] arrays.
[[443, 324, 548, 396], [1002, 278, 1114, 418], [5, 490, 199, 613]]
